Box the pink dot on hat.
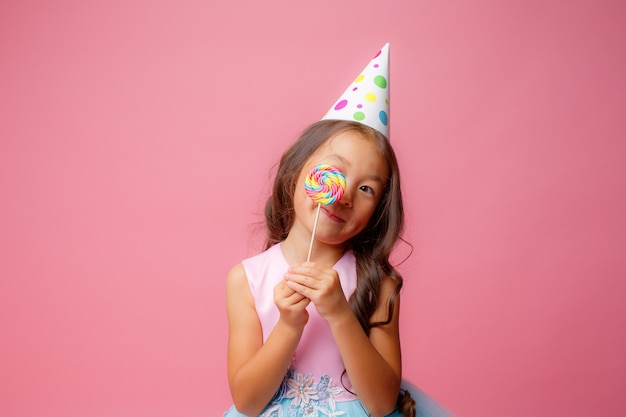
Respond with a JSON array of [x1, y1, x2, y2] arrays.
[[321, 43, 391, 138], [334, 100, 348, 110]]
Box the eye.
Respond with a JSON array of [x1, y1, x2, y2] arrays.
[[359, 185, 376, 195]]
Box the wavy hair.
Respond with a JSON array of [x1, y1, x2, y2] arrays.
[[263, 119, 415, 416]]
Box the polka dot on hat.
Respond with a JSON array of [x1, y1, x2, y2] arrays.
[[322, 43, 391, 138]]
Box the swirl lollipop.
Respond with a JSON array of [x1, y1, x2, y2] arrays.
[[305, 164, 346, 204], [304, 164, 346, 261]]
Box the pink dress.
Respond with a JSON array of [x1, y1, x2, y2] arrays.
[[224, 243, 455, 417]]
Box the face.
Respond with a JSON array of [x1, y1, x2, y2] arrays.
[[291, 129, 389, 247]]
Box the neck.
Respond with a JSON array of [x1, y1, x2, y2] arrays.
[[281, 231, 347, 267]]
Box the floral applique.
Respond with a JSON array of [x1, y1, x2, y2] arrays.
[[261, 367, 346, 417]]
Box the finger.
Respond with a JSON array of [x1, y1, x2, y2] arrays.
[[274, 285, 293, 300], [277, 280, 309, 300], [290, 263, 335, 283], [286, 279, 314, 298], [285, 274, 316, 291], [289, 263, 321, 277], [284, 289, 308, 303], [275, 279, 301, 295], [292, 295, 311, 309]]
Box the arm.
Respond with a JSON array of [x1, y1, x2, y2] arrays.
[[286, 264, 402, 417], [329, 275, 402, 416], [226, 263, 310, 416]]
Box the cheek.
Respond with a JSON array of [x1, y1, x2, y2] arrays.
[[294, 186, 314, 212], [358, 203, 380, 225]]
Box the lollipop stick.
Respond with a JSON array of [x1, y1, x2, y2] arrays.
[[306, 203, 321, 262]]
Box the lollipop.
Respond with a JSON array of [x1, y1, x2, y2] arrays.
[[305, 164, 346, 205], [304, 164, 346, 261]]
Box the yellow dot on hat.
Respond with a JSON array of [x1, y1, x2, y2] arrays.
[[320, 43, 390, 137]]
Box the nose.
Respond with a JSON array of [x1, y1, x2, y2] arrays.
[[339, 187, 353, 207]]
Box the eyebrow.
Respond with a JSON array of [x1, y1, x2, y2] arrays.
[[367, 174, 386, 186], [324, 154, 386, 185]]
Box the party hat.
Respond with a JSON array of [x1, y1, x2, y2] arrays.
[[322, 43, 390, 138]]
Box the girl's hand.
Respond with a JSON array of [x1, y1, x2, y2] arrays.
[[284, 262, 351, 321], [274, 279, 310, 330]]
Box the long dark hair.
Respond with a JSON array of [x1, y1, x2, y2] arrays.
[[264, 119, 415, 416]]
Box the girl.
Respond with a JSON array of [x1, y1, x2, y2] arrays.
[[224, 119, 416, 417]]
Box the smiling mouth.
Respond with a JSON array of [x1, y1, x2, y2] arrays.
[[322, 207, 345, 223]]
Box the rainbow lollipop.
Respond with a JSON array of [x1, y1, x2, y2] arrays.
[[304, 164, 346, 261]]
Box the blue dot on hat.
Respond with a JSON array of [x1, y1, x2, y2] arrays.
[[379, 110, 388, 126]]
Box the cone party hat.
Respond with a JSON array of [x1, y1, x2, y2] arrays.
[[322, 43, 390, 138]]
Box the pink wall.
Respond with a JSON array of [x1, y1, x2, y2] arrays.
[[1, 1, 625, 416]]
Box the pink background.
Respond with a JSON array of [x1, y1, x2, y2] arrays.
[[1, 1, 625, 416]]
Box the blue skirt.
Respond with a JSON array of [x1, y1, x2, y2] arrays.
[[223, 380, 456, 417]]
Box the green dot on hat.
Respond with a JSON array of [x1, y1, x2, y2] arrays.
[[374, 75, 387, 89], [321, 43, 391, 138]]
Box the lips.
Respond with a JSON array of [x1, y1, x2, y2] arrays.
[[322, 207, 345, 223]]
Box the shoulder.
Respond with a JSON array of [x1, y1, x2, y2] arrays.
[[380, 275, 401, 301], [241, 244, 280, 271], [370, 275, 402, 325], [226, 262, 258, 320], [226, 263, 252, 303], [227, 263, 247, 286], [228, 245, 283, 298]]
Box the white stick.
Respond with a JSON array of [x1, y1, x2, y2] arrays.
[[306, 203, 321, 262]]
